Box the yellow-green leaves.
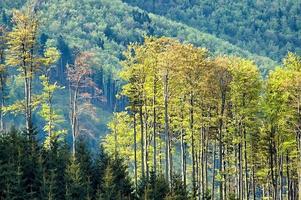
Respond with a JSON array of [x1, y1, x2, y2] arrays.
[[39, 75, 66, 149], [6, 9, 38, 72], [42, 47, 60, 67]]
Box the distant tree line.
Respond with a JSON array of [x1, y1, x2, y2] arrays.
[[124, 0, 301, 61]]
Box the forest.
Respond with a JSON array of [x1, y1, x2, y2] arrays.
[[0, 0, 301, 200]]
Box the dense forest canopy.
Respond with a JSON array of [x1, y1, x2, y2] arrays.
[[124, 0, 301, 61], [0, 0, 301, 200]]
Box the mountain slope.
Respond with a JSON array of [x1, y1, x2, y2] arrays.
[[36, 0, 276, 76], [1, 0, 278, 143], [124, 0, 301, 62]]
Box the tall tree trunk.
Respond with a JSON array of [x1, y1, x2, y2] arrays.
[[269, 127, 278, 200], [287, 152, 290, 200], [144, 99, 149, 179], [252, 164, 256, 200], [70, 83, 79, 156], [280, 154, 283, 200], [239, 142, 243, 200], [153, 79, 157, 175], [180, 108, 186, 188], [223, 145, 227, 200], [0, 75, 5, 132], [133, 113, 138, 190], [211, 139, 217, 200], [197, 144, 200, 200], [139, 106, 145, 178], [201, 127, 205, 200], [296, 96, 301, 200], [163, 71, 171, 185], [24, 75, 32, 135], [219, 91, 226, 200], [205, 131, 209, 194], [244, 126, 249, 200], [190, 93, 196, 198]]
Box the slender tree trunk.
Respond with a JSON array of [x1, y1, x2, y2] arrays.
[[180, 108, 186, 188], [223, 145, 227, 200], [163, 71, 171, 185], [280, 154, 283, 200], [0, 75, 5, 132], [298, 138, 301, 200], [235, 146, 239, 200], [269, 127, 278, 200], [244, 126, 249, 200], [24, 75, 31, 135], [212, 139, 217, 200], [298, 125, 301, 200], [205, 131, 209, 194], [139, 106, 145, 179], [190, 93, 196, 198], [133, 113, 138, 190], [153, 79, 157, 175], [70, 84, 79, 156], [286, 151, 291, 200], [239, 142, 243, 200], [201, 127, 205, 200], [295, 96, 301, 200], [144, 99, 149, 179], [252, 164, 256, 200], [219, 91, 226, 200]]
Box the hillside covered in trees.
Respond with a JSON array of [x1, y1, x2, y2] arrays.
[[124, 0, 301, 61], [0, 0, 301, 200]]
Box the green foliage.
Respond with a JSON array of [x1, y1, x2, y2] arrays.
[[0, 129, 134, 200], [96, 155, 133, 200], [125, 0, 301, 61], [137, 172, 169, 200]]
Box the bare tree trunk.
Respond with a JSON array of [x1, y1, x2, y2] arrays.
[[190, 93, 196, 198], [219, 91, 226, 200], [269, 127, 278, 200], [223, 146, 227, 200], [287, 152, 290, 200], [163, 71, 171, 185], [201, 127, 205, 199], [205, 132, 209, 194], [197, 144, 201, 200], [144, 100, 149, 179], [280, 154, 283, 200], [153, 79, 157, 175], [0, 75, 5, 132], [212, 140, 217, 200], [133, 113, 138, 190], [298, 130, 301, 200], [180, 109, 186, 188], [24, 75, 32, 135], [252, 164, 256, 200], [298, 140, 301, 200], [239, 142, 243, 200], [244, 127, 249, 200], [70, 83, 79, 156], [139, 106, 145, 179]]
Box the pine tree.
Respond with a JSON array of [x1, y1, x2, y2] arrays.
[[65, 156, 86, 200]]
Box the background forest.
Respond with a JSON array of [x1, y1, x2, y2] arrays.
[[0, 0, 301, 199]]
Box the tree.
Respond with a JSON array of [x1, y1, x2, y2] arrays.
[[67, 52, 101, 155], [65, 156, 86, 200], [0, 25, 7, 131], [39, 42, 66, 149], [5, 9, 39, 135], [282, 53, 301, 200]]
